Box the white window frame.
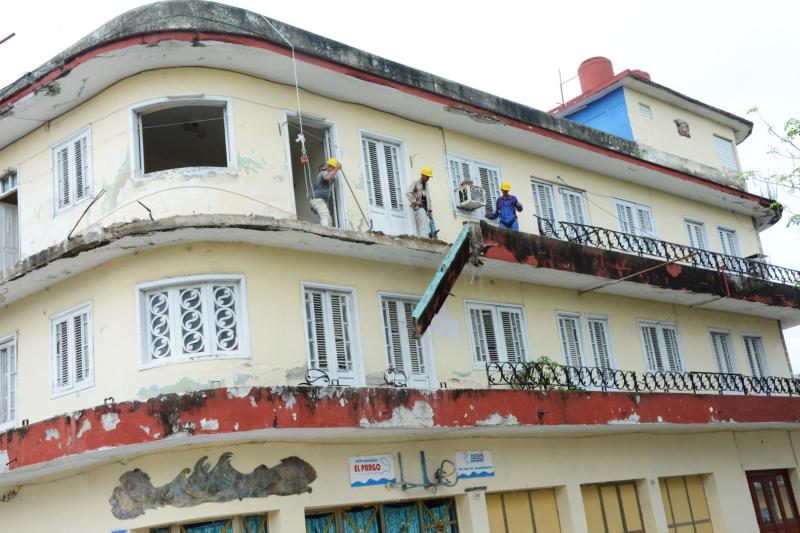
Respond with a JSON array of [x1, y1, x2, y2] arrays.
[[50, 302, 94, 398], [639, 103, 653, 120], [136, 274, 250, 369], [378, 291, 437, 388], [713, 134, 739, 172], [0, 334, 17, 431], [684, 218, 709, 250], [741, 333, 769, 378], [464, 300, 531, 369], [717, 226, 741, 257], [559, 185, 589, 225], [556, 312, 586, 367], [613, 198, 657, 237], [300, 282, 365, 386], [708, 328, 738, 374], [0, 167, 21, 270], [128, 95, 236, 178], [555, 312, 616, 370], [445, 153, 502, 218], [637, 320, 685, 373], [51, 126, 92, 214]]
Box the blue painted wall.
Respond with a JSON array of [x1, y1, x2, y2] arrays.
[[564, 87, 634, 140]]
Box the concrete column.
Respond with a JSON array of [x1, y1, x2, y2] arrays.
[[455, 490, 490, 533], [704, 469, 758, 533], [556, 483, 588, 533], [636, 478, 669, 533], [268, 505, 306, 533]]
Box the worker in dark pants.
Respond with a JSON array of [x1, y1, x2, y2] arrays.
[[486, 181, 523, 230]]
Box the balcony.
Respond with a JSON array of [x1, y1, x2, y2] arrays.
[[486, 361, 800, 396], [535, 217, 800, 287]]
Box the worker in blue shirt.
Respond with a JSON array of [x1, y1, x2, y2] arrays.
[[486, 181, 523, 230]]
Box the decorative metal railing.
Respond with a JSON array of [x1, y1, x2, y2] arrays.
[[486, 361, 800, 396], [298, 367, 409, 387], [535, 217, 800, 286]]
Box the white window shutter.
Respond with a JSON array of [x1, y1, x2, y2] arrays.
[[710, 332, 735, 374], [561, 189, 586, 225], [56, 146, 70, 209], [587, 318, 612, 371], [662, 327, 682, 372], [402, 300, 424, 374], [616, 202, 635, 234], [383, 143, 402, 210], [74, 137, 89, 201], [719, 229, 739, 257], [329, 293, 353, 373], [714, 136, 738, 171], [686, 220, 707, 250], [557, 315, 583, 367], [635, 206, 655, 236], [743, 336, 767, 377], [0, 343, 10, 424], [447, 158, 463, 201], [478, 166, 499, 217], [55, 319, 70, 389], [382, 299, 405, 372], [73, 312, 90, 383], [499, 309, 525, 363], [532, 181, 556, 222], [361, 138, 383, 208], [305, 289, 328, 370], [641, 324, 663, 371], [469, 307, 498, 363]]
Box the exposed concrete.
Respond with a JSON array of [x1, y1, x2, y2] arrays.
[[0, 1, 778, 228]]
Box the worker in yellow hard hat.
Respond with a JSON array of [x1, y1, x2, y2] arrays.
[[407, 166, 437, 238], [487, 181, 523, 231], [310, 157, 342, 227]]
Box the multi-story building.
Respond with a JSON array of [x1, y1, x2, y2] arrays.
[[0, 2, 798, 532]]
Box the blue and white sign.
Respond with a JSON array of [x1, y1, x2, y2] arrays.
[[348, 454, 396, 488], [455, 450, 495, 479]]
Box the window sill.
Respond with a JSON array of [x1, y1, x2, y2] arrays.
[[133, 166, 238, 181], [51, 378, 94, 399], [139, 353, 251, 370], [53, 195, 93, 217]]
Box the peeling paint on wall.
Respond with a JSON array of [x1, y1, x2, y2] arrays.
[[360, 400, 434, 429], [101, 412, 121, 431]]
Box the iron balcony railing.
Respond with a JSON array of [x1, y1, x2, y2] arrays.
[[535, 217, 800, 286], [486, 360, 800, 396]]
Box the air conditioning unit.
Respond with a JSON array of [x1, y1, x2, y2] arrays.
[[455, 179, 485, 210]]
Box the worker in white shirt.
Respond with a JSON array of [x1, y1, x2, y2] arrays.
[[407, 167, 434, 238], [310, 158, 341, 227]]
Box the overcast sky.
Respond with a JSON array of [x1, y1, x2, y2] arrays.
[[2, 0, 798, 367]]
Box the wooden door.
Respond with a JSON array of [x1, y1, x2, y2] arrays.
[[747, 470, 800, 532]]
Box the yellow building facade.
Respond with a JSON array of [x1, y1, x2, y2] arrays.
[[0, 2, 798, 533]]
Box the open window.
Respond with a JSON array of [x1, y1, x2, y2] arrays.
[[132, 97, 233, 176], [0, 170, 19, 270], [286, 115, 345, 228]]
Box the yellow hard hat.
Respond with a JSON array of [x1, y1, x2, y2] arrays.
[[500, 181, 511, 191], [326, 158, 339, 168], [420, 167, 433, 177]]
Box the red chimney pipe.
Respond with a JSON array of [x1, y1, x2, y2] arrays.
[[578, 57, 614, 93]]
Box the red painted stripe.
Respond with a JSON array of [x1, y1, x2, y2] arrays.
[[2, 386, 799, 472], [1, 31, 770, 209]]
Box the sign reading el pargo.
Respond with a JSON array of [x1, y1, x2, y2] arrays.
[[348, 454, 396, 487]]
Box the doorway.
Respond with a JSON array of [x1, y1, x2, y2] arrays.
[[360, 133, 412, 236], [0, 171, 19, 271], [287, 116, 345, 229], [747, 469, 800, 532]]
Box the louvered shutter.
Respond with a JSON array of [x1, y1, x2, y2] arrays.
[[641, 324, 663, 371], [743, 336, 767, 377], [54, 319, 70, 389], [56, 146, 70, 209], [710, 332, 735, 374], [382, 299, 405, 372], [74, 137, 90, 201], [383, 144, 402, 210], [685, 220, 707, 249], [532, 181, 556, 222], [478, 165, 499, 217], [561, 189, 586, 225], [714, 136, 738, 171], [635, 206, 655, 237], [662, 327, 682, 372], [330, 293, 353, 372], [469, 307, 497, 363], [73, 312, 90, 383], [402, 300, 424, 374], [0, 342, 12, 424], [557, 315, 583, 366], [587, 318, 612, 371], [304, 290, 328, 370], [615, 202, 636, 234], [499, 309, 525, 363], [361, 138, 383, 208], [718, 229, 739, 257]]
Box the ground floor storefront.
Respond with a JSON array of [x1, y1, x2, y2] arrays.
[[2, 429, 800, 532]]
